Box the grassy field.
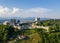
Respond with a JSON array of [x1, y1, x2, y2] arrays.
[[20, 33, 41, 43], [8, 33, 41, 43]]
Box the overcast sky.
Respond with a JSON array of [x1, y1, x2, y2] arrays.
[[0, 0, 60, 19]]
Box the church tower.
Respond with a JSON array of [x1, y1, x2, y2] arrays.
[[35, 17, 40, 25]]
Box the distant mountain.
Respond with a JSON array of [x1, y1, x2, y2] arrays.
[[0, 17, 51, 23], [40, 18, 51, 20], [10, 17, 50, 20]]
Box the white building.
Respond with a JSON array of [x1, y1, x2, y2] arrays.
[[35, 17, 40, 24], [13, 25, 21, 30], [2, 18, 49, 32], [3, 21, 9, 25]]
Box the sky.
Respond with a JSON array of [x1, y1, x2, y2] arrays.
[[0, 0, 60, 19]]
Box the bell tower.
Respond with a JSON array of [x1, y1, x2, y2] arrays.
[[35, 17, 40, 25]]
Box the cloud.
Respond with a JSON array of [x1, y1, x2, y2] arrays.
[[12, 8, 20, 14], [0, 6, 9, 14], [26, 8, 51, 13], [0, 6, 51, 18], [20, 8, 51, 17], [0, 6, 21, 17]]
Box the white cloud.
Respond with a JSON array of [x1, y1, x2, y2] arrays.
[[20, 8, 51, 17], [0, 6, 9, 14], [26, 8, 51, 13], [12, 8, 20, 14], [0, 6, 51, 18], [0, 6, 21, 17]]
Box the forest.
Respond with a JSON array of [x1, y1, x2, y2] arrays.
[[0, 19, 60, 43]]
